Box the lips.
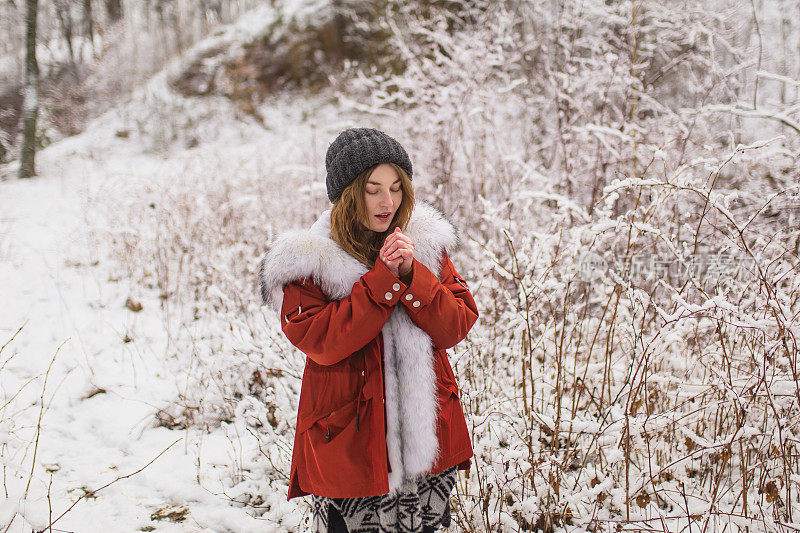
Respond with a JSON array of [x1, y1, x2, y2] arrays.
[[375, 213, 391, 221]]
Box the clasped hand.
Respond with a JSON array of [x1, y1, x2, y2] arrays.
[[379, 227, 414, 277]]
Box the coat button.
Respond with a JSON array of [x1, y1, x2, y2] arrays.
[[413, 301, 421, 308], [405, 294, 413, 301], [392, 283, 401, 291], [385, 292, 393, 300]]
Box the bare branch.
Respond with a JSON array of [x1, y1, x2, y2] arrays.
[[45, 439, 182, 529]]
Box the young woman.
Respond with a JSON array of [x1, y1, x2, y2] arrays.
[[259, 128, 478, 532]]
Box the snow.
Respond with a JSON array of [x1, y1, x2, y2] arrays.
[[0, 63, 328, 530], [2, 0, 800, 531]]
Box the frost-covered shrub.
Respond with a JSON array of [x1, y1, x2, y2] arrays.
[[93, 0, 799, 530], [340, 0, 800, 530]]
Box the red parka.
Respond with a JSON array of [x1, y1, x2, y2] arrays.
[[258, 202, 478, 500]]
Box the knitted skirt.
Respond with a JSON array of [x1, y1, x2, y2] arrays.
[[310, 465, 458, 532]]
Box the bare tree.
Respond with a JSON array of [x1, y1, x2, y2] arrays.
[[54, 0, 75, 66], [19, 0, 39, 179]]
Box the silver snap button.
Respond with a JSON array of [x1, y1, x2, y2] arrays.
[[405, 294, 413, 301], [384, 292, 393, 300], [393, 283, 401, 291], [413, 301, 421, 308]]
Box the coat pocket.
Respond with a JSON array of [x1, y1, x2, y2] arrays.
[[296, 356, 362, 434], [297, 397, 357, 436], [297, 397, 375, 495], [315, 398, 357, 441]]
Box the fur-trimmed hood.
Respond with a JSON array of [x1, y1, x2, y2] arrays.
[[259, 201, 458, 311], [258, 201, 459, 493]]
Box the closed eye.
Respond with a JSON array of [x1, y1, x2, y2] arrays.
[[367, 188, 402, 194]]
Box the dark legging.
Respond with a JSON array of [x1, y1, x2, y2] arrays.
[[327, 503, 348, 533], [326, 504, 437, 532]]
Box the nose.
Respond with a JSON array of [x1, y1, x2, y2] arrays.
[[379, 190, 393, 207]]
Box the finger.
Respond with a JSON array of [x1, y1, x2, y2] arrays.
[[395, 243, 412, 257], [386, 242, 402, 256], [393, 234, 414, 247], [383, 233, 397, 249], [392, 242, 412, 256], [391, 247, 408, 259], [390, 231, 414, 249], [391, 231, 408, 240], [384, 238, 397, 251]]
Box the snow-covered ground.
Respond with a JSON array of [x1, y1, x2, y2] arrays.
[[0, 71, 325, 532]]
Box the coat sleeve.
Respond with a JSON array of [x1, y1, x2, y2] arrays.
[[398, 250, 479, 350], [280, 256, 406, 366]]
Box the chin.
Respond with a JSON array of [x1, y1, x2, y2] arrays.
[[368, 218, 391, 231]]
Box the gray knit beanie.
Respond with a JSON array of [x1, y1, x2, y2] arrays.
[[325, 127, 413, 203]]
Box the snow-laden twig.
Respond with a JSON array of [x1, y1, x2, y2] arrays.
[[703, 104, 800, 136]]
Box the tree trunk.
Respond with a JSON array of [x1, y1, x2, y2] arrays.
[[19, 0, 39, 179], [105, 0, 122, 22], [83, 0, 94, 49], [55, 0, 75, 65], [171, 7, 184, 54]]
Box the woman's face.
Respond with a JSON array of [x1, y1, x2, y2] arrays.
[[363, 163, 403, 232]]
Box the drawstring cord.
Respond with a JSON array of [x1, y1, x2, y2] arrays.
[[356, 352, 366, 431]]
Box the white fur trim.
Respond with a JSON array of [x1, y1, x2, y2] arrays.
[[258, 201, 458, 491]]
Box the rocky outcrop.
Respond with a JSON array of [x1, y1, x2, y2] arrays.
[[167, 1, 405, 102]]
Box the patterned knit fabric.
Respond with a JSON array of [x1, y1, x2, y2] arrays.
[[310, 466, 458, 532]]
